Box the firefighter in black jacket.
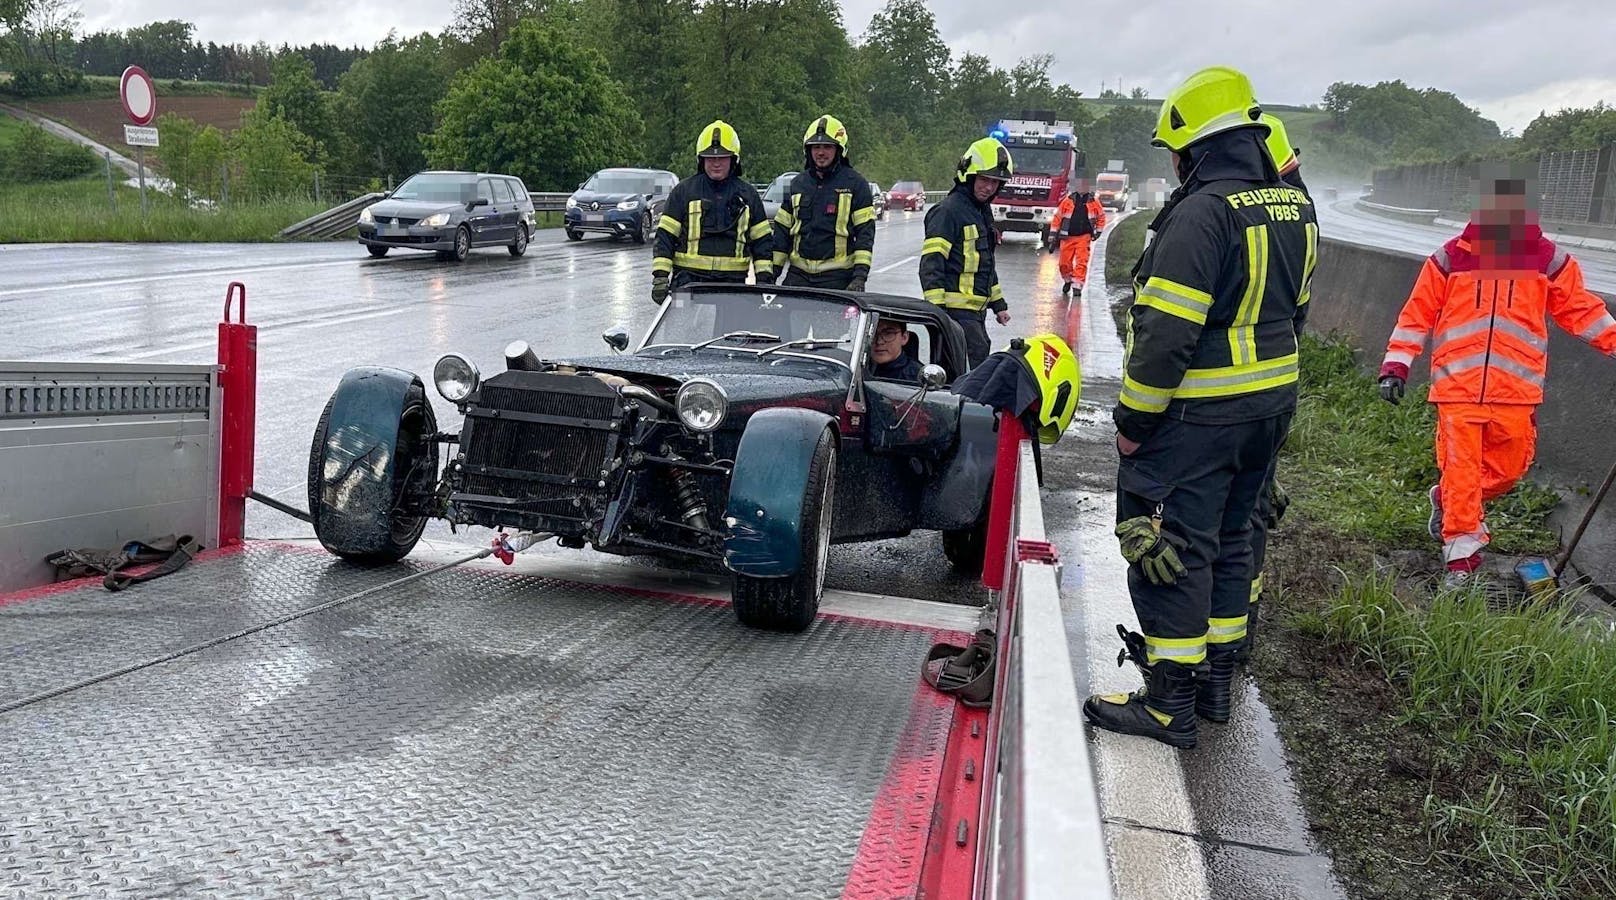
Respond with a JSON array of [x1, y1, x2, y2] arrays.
[[1083, 66, 1320, 749], [773, 115, 877, 290], [651, 120, 775, 305], [920, 137, 1014, 367]]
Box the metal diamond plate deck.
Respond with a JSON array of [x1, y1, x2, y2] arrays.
[[0, 547, 957, 897]]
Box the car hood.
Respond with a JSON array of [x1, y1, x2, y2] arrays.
[[572, 191, 649, 206], [367, 199, 463, 218]]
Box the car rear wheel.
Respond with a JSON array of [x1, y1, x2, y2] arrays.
[[508, 223, 529, 257], [634, 211, 651, 244], [565, 227, 583, 242], [366, 245, 388, 258], [449, 225, 471, 262], [732, 429, 835, 632]]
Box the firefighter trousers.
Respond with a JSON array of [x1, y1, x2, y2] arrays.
[[1434, 402, 1536, 562], [945, 308, 992, 368], [1058, 234, 1092, 286], [1116, 413, 1291, 663]]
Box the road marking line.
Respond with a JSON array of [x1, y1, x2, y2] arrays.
[[121, 308, 410, 359], [876, 254, 918, 274]]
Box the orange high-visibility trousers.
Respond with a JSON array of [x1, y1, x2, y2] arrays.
[[1059, 234, 1092, 285], [1434, 402, 1536, 562]]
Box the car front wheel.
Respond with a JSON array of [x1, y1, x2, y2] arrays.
[[449, 225, 472, 262], [732, 429, 835, 632], [634, 211, 651, 244], [565, 227, 583, 242], [366, 245, 388, 258]]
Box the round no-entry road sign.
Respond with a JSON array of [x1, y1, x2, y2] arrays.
[[120, 66, 156, 126]]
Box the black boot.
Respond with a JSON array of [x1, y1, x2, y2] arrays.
[[1197, 643, 1240, 722], [1061, 280, 1072, 296], [1084, 628, 1200, 749]]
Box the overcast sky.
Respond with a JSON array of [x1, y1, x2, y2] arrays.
[[77, 0, 1616, 134]]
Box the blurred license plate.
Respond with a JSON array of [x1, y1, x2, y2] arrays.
[[378, 225, 404, 236], [585, 213, 604, 223]]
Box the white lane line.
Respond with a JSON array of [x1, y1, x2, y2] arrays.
[[876, 254, 918, 274], [121, 307, 410, 359]]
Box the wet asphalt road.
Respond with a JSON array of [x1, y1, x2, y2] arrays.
[[0, 211, 1073, 607]]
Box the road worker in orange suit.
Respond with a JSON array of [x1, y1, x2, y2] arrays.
[[1379, 177, 1616, 586], [1047, 182, 1107, 297]]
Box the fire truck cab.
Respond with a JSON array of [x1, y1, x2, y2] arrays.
[[985, 118, 1086, 244]]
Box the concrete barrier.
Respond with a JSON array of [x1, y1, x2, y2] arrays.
[[1309, 236, 1616, 591]]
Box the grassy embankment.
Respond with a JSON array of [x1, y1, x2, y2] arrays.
[[1103, 223, 1610, 897]]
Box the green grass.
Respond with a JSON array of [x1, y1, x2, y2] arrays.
[[1285, 335, 1558, 554], [0, 178, 324, 242], [0, 73, 258, 102], [1321, 574, 1616, 896], [1104, 209, 1150, 288]]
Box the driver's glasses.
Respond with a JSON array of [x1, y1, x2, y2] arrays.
[[875, 329, 905, 344]]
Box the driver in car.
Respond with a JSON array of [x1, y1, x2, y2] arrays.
[[870, 318, 921, 382]]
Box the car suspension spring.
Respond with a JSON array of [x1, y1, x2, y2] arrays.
[[669, 467, 711, 532]]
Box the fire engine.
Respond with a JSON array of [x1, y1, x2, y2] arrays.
[[985, 117, 1087, 243]]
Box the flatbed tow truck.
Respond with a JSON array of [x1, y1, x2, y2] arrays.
[[0, 291, 1108, 898]]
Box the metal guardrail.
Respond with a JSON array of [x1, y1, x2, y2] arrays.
[[1354, 198, 1440, 224], [980, 439, 1112, 899], [279, 192, 385, 240]]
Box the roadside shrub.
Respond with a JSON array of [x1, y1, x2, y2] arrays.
[[2, 124, 97, 182], [5, 62, 86, 98]]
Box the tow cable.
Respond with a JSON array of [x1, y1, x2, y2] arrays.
[[0, 530, 546, 716]]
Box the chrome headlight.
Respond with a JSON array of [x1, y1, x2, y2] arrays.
[[358, 207, 374, 224], [676, 379, 727, 432], [433, 354, 480, 403], [420, 212, 451, 228], [616, 199, 640, 210], [566, 196, 579, 209]]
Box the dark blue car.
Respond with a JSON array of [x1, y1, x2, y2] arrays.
[[564, 167, 679, 243], [306, 285, 1000, 632]]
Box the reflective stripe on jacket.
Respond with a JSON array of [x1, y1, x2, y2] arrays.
[[771, 163, 876, 277], [919, 184, 1005, 314], [653, 173, 774, 278], [1382, 223, 1616, 404]]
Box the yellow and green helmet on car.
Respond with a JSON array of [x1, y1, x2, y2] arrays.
[[695, 120, 741, 159], [1151, 66, 1268, 152], [956, 137, 1014, 183], [1021, 334, 1081, 445]]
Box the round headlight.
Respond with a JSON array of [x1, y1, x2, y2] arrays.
[[358, 207, 374, 224], [676, 379, 727, 432], [433, 354, 480, 402], [566, 196, 578, 209]]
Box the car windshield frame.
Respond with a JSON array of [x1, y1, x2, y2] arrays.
[[390, 173, 478, 203], [891, 181, 923, 194], [639, 288, 867, 372], [582, 172, 657, 195], [764, 175, 795, 203]]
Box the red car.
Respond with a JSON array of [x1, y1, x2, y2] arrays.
[[886, 181, 926, 212]]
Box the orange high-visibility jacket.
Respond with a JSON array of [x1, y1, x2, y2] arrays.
[[1381, 223, 1616, 404], [1051, 192, 1106, 238]]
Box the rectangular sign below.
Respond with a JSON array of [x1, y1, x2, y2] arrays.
[[124, 124, 159, 147]]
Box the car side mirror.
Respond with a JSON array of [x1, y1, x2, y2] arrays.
[[920, 364, 947, 390], [602, 326, 630, 354], [468, 197, 490, 210]]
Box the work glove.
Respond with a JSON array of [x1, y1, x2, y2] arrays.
[[1046, 237, 1059, 254], [1378, 375, 1405, 405], [846, 275, 867, 292], [1116, 515, 1188, 586], [651, 275, 669, 306], [1264, 478, 1289, 528]]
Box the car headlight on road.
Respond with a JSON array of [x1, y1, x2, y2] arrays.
[[676, 379, 727, 432], [433, 354, 480, 403], [616, 199, 640, 210], [358, 207, 373, 224], [566, 196, 579, 209], [420, 212, 451, 228]]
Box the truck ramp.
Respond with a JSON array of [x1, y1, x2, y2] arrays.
[[0, 541, 985, 897]]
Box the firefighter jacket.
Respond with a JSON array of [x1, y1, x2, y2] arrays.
[[1052, 192, 1107, 239], [1116, 130, 1320, 444], [653, 173, 774, 281], [920, 183, 1006, 314], [1380, 222, 1616, 405], [771, 163, 876, 279]]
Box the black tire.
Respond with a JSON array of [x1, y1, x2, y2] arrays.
[[634, 211, 651, 244], [565, 227, 583, 242], [732, 429, 836, 632], [306, 382, 437, 563], [942, 518, 990, 575], [508, 222, 529, 257], [366, 245, 389, 258], [450, 225, 472, 261]]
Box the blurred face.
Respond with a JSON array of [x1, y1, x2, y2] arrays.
[[1474, 187, 1535, 266], [810, 145, 837, 168], [703, 156, 733, 180], [973, 175, 1005, 203], [872, 322, 910, 365]]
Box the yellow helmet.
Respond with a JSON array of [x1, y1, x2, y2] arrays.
[[1152, 66, 1267, 152], [956, 137, 1014, 183], [803, 115, 849, 151], [695, 120, 741, 159], [1260, 113, 1298, 175], [1020, 334, 1081, 445]]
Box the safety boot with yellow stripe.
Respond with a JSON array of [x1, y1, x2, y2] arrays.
[[1083, 628, 1201, 749]]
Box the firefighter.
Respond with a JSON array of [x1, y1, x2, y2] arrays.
[[1047, 180, 1107, 297], [1378, 176, 1616, 585], [921, 137, 1014, 367], [1083, 66, 1319, 749], [651, 120, 775, 305], [1237, 111, 1308, 664], [772, 115, 877, 291]]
